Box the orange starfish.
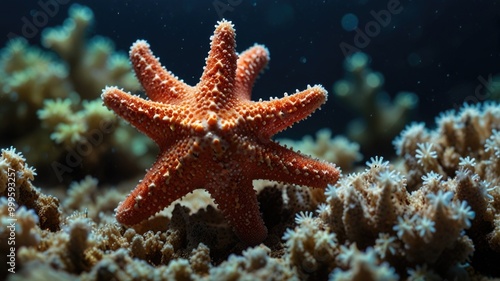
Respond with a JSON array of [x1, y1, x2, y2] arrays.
[[102, 20, 340, 245]]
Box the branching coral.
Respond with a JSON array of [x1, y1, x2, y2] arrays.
[[36, 96, 154, 183], [282, 211, 338, 279], [276, 153, 478, 279], [0, 198, 41, 279], [0, 147, 60, 231], [277, 102, 499, 280], [41, 4, 139, 98], [0, 174, 294, 280], [278, 128, 362, 172], [333, 52, 418, 154], [314, 157, 475, 278], [330, 244, 398, 281], [393, 101, 500, 276], [0, 39, 70, 137], [0, 4, 155, 184]]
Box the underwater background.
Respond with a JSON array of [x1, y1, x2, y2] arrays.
[[0, 1, 500, 280], [2, 1, 499, 154]]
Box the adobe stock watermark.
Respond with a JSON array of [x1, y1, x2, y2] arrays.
[[453, 74, 500, 110], [339, 0, 403, 57], [6, 168, 17, 274], [213, 0, 242, 19], [51, 119, 116, 182], [6, 0, 71, 40]]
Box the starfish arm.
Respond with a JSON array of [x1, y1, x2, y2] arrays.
[[102, 86, 187, 147], [116, 145, 201, 225], [198, 20, 237, 104], [235, 44, 270, 100], [245, 85, 328, 138], [206, 179, 267, 245], [130, 40, 191, 103], [251, 142, 340, 189]]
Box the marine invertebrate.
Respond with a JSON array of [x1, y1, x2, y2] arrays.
[[392, 101, 500, 276], [316, 154, 478, 278], [41, 4, 139, 98], [0, 38, 69, 137], [330, 245, 399, 281], [278, 128, 362, 171], [0, 147, 60, 231], [101, 20, 340, 245], [210, 245, 295, 280], [0, 104, 499, 280], [282, 211, 338, 279], [0, 198, 41, 261], [0, 4, 154, 185], [1, 3, 498, 277]]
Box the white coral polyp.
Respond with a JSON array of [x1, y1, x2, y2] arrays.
[[427, 190, 453, 207], [365, 156, 389, 170], [421, 171, 443, 187], [414, 215, 436, 242], [452, 201, 475, 228], [415, 142, 437, 166], [485, 129, 500, 157]]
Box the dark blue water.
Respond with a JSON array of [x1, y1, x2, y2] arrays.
[[1, 0, 499, 157]]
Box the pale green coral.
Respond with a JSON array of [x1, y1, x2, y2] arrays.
[[80, 99, 116, 129], [0, 198, 41, 255], [37, 98, 74, 127], [41, 4, 93, 62], [50, 123, 87, 146], [279, 128, 362, 172], [0, 147, 36, 194], [0, 39, 70, 136], [42, 5, 139, 99], [333, 52, 418, 153], [0, 4, 153, 184]]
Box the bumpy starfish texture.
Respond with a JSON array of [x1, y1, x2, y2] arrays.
[[102, 20, 340, 245]]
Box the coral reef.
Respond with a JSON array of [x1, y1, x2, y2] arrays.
[[0, 149, 313, 280], [394, 102, 500, 276], [41, 5, 138, 98], [333, 52, 419, 155], [486, 74, 500, 101], [0, 3, 499, 280], [0, 4, 154, 184], [316, 159, 476, 279], [0, 38, 69, 137], [0, 102, 498, 280], [278, 128, 362, 172], [0, 147, 60, 231]]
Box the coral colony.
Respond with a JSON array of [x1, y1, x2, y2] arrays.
[[0, 4, 152, 184], [1, 4, 500, 281]]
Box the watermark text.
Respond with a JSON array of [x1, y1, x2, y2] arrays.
[[6, 168, 17, 274], [51, 120, 115, 182], [7, 0, 71, 40], [213, 0, 242, 19]]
